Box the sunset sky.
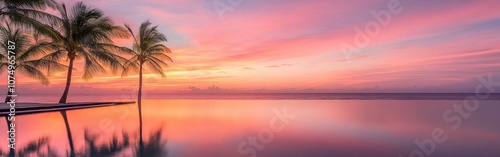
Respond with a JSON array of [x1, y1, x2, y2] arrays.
[[3, 0, 500, 94]]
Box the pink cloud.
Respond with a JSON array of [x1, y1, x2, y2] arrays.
[[4, 0, 500, 93]]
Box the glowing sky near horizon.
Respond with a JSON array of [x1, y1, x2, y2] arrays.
[[3, 0, 500, 94]]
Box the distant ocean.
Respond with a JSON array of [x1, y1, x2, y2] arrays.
[[14, 93, 500, 102]]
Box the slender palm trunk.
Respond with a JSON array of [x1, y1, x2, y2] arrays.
[[4, 89, 12, 103], [4, 71, 15, 156], [4, 71, 15, 103], [5, 116, 14, 157], [138, 63, 144, 154], [59, 58, 74, 103], [59, 57, 75, 156], [60, 110, 75, 157]]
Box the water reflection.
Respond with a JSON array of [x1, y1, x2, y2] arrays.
[[1, 107, 168, 157], [78, 129, 130, 156], [60, 110, 75, 157], [78, 127, 167, 157], [135, 127, 168, 157], [0, 127, 167, 157], [0, 136, 58, 157], [3, 116, 14, 157], [2, 99, 500, 157]]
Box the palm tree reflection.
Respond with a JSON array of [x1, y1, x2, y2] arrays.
[[135, 128, 168, 157], [0, 136, 58, 157], [60, 110, 75, 157], [0, 126, 167, 157], [78, 127, 167, 157], [77, 129, 130, 157]]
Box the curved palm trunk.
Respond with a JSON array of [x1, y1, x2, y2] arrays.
[[4, 70, 15, 156], [60, 110, 75, 157], [4, 71, 15, 103], [138, 63, 144, 154], [4, 116, 14, 157], [59, 58, 74, 103], [4, 89, 13, 103], [58, 58, 76, 156]]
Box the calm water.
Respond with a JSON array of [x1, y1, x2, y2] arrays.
[[14, 93, 500, 102], [1, 95, 500, 156]]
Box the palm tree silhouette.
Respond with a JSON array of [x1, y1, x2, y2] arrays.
[[0, 136, 58, 157], [0, 23, 66, 103], [78, 129, 131, 157], [120, 20, 173, 154], [34, 2, 129, 104], [0, 0, 56, 13], [29, 2, 129, 156], [78, 127, 167, 157], [0, 0, 61, 37], [0, 0, 57, 19], [134, 127, 168, 157], [59, 109, 76, 157]]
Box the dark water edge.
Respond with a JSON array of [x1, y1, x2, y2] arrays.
[[22, 93, 500, 101], [150, 93, 500, 100]]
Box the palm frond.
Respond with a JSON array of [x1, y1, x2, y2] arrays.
[[0, 63, 7, 75], [122, 20, 172, 78], [100, 43, 136, 55], [124, 24, 139, 48], [12, 8, 62, 28], [8, 12, 64, 41], [121, 55, 140, 77], [22, 58, 68, 76], [81, 49, 107, 80], [17, 41, 55, 62], [88, 46, 127, 75], [145, 44, 172, 54], [150, 52, 173, 63], [144, 58, 167, 78], [147, 55, 170, 68], [16, 65, 50, 85], [39, 50, 66, 62], [3, 0, 58, 10]]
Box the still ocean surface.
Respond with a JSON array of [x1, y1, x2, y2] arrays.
[[1, 93, 499, 156]]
